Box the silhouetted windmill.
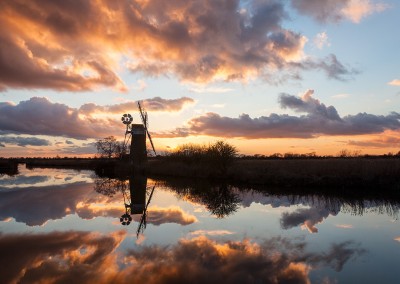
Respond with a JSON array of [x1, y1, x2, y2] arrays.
[[137, 101, 156, 156], [121, 101, 156, 168], [119, 174, 156, 238]]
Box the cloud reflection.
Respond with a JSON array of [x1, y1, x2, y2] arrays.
[[280, 207, 338, 233], [0, 232, 365, 284]]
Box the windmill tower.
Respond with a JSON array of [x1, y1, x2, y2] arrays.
[[119, 174, 156, 237], [121, 101, 156, 169]]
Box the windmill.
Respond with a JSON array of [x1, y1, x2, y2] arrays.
[[137, 101, 156, 156], [119, 174, 157, 238], [121, 101, 156, 167]]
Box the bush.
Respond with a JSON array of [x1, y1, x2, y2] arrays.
[[165, 141, 238, 176]]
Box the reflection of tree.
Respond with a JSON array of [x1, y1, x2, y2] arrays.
[[162, 179, 241, 218], [202, 185, 240, 218], [94, 177, 127, 197], [279, 194, 400, 219], [160, 177, 400, 220]]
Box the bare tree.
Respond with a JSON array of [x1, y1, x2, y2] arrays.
[[96, 136, 126, 158]]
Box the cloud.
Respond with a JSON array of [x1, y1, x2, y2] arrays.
[[347, 134, 400, 148], [331, 93, 350, 99], [0, 231, 125, 284], [280, 207, 338, 233], [297, 54, 359, 81], [142, 206, 198, 225], [336, 224, 354, 229], [0, 136, 51, 147], [313, 32, 330, 49], [0, 0, 355, 91], [291, 0, 388, 23], [0, 232, 365, 284], [388, 79, 400, 86], [394, 237, 400, 242], [189, 230, 235, 236], [77, 203, 198, 226], [0, 96, 193, 139], [341, 0, 388, 23], [79, 97, 194, 115], [158, 90, 400, 139], [0, 175, 49, 188], [0, 0, 127, 92], [0, 182, 97, 226], [188, 86, 234, 94]]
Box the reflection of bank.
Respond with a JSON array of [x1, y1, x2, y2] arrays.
[[120, 174, 155, 237]]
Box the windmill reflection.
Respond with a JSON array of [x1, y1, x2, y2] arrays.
[[94, 174, 156, 237]]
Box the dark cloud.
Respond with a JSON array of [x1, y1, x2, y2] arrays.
[[291, 0, 349, 23], [298, 54, 359, 81], [0, 175, 49, 188], [60, 143, 98, 155], [158, 90, 400, 139], [0, 0, 355, 91], [0, 175, 196, 226], [0, 96, 192, 139], [0, 136, 51, 147], [290, 0, 387, 24], [0, 97, 117, 139], [0, 182, 96, 225]]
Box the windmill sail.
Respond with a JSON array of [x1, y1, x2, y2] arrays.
[[136, 184, 156, 237], [137, 101, 156, 156]]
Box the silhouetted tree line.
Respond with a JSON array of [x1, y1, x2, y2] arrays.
[[162, 141, 238, 176]]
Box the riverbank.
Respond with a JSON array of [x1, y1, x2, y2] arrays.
[[3, 157, 400, 190], [147, 157, 400, 190]]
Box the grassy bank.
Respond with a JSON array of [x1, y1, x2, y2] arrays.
[[5, 156, 400, 190], [147, 157, 400, 190], [0, 159, 18, 175]]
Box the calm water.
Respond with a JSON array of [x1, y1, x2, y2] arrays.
[[1, 165, 400, 283]]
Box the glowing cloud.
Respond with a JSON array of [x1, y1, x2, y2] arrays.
[[388, 79, 400, 86], [158, 90, 400, 139], [0, 0, 356, 91]]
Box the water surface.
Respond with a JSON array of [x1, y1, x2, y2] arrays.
[[1, 166, 399, 283]]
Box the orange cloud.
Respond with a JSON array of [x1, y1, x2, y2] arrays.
[[0, 0, 355, 91], [388, 79, 400, 86], [141, 206, 198, 225]]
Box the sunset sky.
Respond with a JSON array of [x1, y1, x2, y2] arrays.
[[0, 0, 399, 157]]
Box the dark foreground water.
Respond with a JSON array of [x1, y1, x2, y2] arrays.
[[1, 166, 399, 283]]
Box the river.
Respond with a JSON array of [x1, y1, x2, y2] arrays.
[[1, 165, 399, 283]]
